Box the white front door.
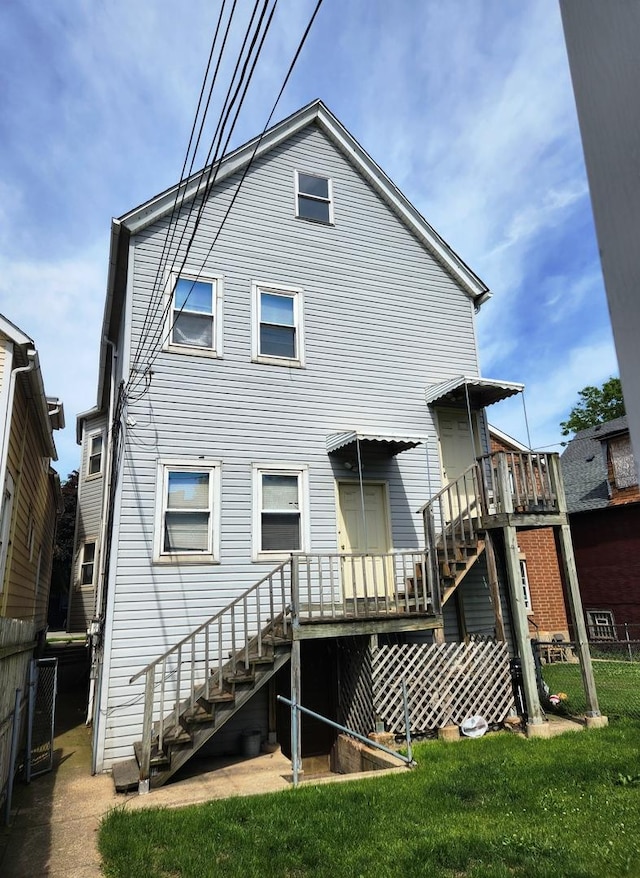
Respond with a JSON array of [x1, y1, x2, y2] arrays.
[[337, 482, 392, 598], [437, 408, 479, 521]]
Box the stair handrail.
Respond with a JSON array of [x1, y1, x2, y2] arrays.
[[131, 558, 292, 790], [129, 559, 292, 685], [420, 462, 482, 610]]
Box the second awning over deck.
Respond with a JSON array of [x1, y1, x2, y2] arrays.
[[425, 376, 524, 409], [326, 431, 426, 456]]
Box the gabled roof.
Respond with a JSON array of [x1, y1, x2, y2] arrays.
[[560, 415, 635, 513], [93, 101, 492, 417], [0, 313, 64, 461], [488, 424, 530, 452], [119, 100, 490, 303]]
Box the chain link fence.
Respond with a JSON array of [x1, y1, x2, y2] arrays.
[[535, 624, 640, 721]]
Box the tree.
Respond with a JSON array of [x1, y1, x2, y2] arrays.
[[560, 377, 625, 436], [48, 470, 78, 628]]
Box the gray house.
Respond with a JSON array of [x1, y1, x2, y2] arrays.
[[71, 100, 599, 788]]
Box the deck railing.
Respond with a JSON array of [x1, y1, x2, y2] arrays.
[[477, 451, 562, 516], [129, 548, 436, 785], [295, 550, 433, 621]]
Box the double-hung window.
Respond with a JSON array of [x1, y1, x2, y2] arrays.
[[252, 283, 304, 366], [168, 274, 222, 355], [80, 541, 96, 586], [295, 171, 333, 224], [155, 461, 220, 562], [586, 609, 616, 641], [87, 432, 103, 477], [253, 465, 309, 558]]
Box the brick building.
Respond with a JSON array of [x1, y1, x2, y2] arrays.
[[561, 416, 640, 635]]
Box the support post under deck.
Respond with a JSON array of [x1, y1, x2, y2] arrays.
[[290, 639, 302, 784], [555, 523, 603, 720], [485, 531, 506, 642], [502, 525, 545, 729]]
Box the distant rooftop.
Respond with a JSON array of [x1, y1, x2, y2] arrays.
[[560, 415, 634, 513]]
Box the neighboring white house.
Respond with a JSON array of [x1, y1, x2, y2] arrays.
[[72, 100, 592, 785]]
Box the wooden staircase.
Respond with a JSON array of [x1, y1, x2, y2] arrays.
[[439, 538, 486, 606], [422, 463, 486, 613], [112, 468, 490, 794], [118, 636, 292, 791], [112, 563, 294, 792]]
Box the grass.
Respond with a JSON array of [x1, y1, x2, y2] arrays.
[[99, 721, 640, 878], [543, 660, 640, 719]]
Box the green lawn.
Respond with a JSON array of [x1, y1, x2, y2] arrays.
[[543, 660, 640, 719], [100, 721, 640, 878]]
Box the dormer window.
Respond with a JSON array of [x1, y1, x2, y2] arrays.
[[295, 171, 333, 224]]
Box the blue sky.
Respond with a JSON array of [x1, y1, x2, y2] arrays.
[[0, 0, 618, 478]]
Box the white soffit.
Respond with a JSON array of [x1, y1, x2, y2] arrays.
[[326, 431, 426, 456], [425, 376, 524, 409]]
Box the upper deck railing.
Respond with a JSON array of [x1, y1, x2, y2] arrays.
[[476, 451, 564, 518]]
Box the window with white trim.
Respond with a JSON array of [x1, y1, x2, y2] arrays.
[[167, 274, 222, 354], [252, 283, 304, 366], [295, 171, 333, 224], [519, 558, 532, 613], [586, 609, 617, 641], [155, 461, 220, 562], [253, 465, 308, 558], [87, 432, 104, 477], [80, 541, 96, 586]]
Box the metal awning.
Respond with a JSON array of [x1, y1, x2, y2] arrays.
[[326, 431, 426, 456], [424, 376, 524, 409]]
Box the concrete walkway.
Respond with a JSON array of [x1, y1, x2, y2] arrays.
[[0, 663, 587, 878], [0, 679, 297, 878]]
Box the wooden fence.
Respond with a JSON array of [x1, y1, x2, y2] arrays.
[[339, 637, 516, 736], [0, 618, 36, 813]]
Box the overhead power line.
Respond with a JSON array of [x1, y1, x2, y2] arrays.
[[126, 0, 325, 400]]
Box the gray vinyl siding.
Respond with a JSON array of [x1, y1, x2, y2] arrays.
[[97, 123, 482, 766], [68, 413, 107, 632], [458, 556, 514, 653]]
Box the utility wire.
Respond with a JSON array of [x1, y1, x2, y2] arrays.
[[131, 0, 273, 379], [132, 0, 241, 370], [128, 0, 324, 398]]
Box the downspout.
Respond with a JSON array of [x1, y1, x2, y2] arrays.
[[86, 338, 117, 742], [0, 351, 36, 610]]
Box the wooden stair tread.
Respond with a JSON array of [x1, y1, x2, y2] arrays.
[[134, 740, 170, 769], [112, 758, 139, 793]]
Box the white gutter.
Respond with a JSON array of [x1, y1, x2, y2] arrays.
[[0, 350, 36, 508]]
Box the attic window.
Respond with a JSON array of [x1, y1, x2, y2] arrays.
[[295, 171, 333, 224], [609, 435, 637, 488]]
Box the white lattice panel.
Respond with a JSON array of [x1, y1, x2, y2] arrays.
[[371, 640, 515, 733]]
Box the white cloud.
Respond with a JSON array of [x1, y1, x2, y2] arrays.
[[489, 333, 620, 450], [0, 242, 107, 476], [0, 0, 618, 479]]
